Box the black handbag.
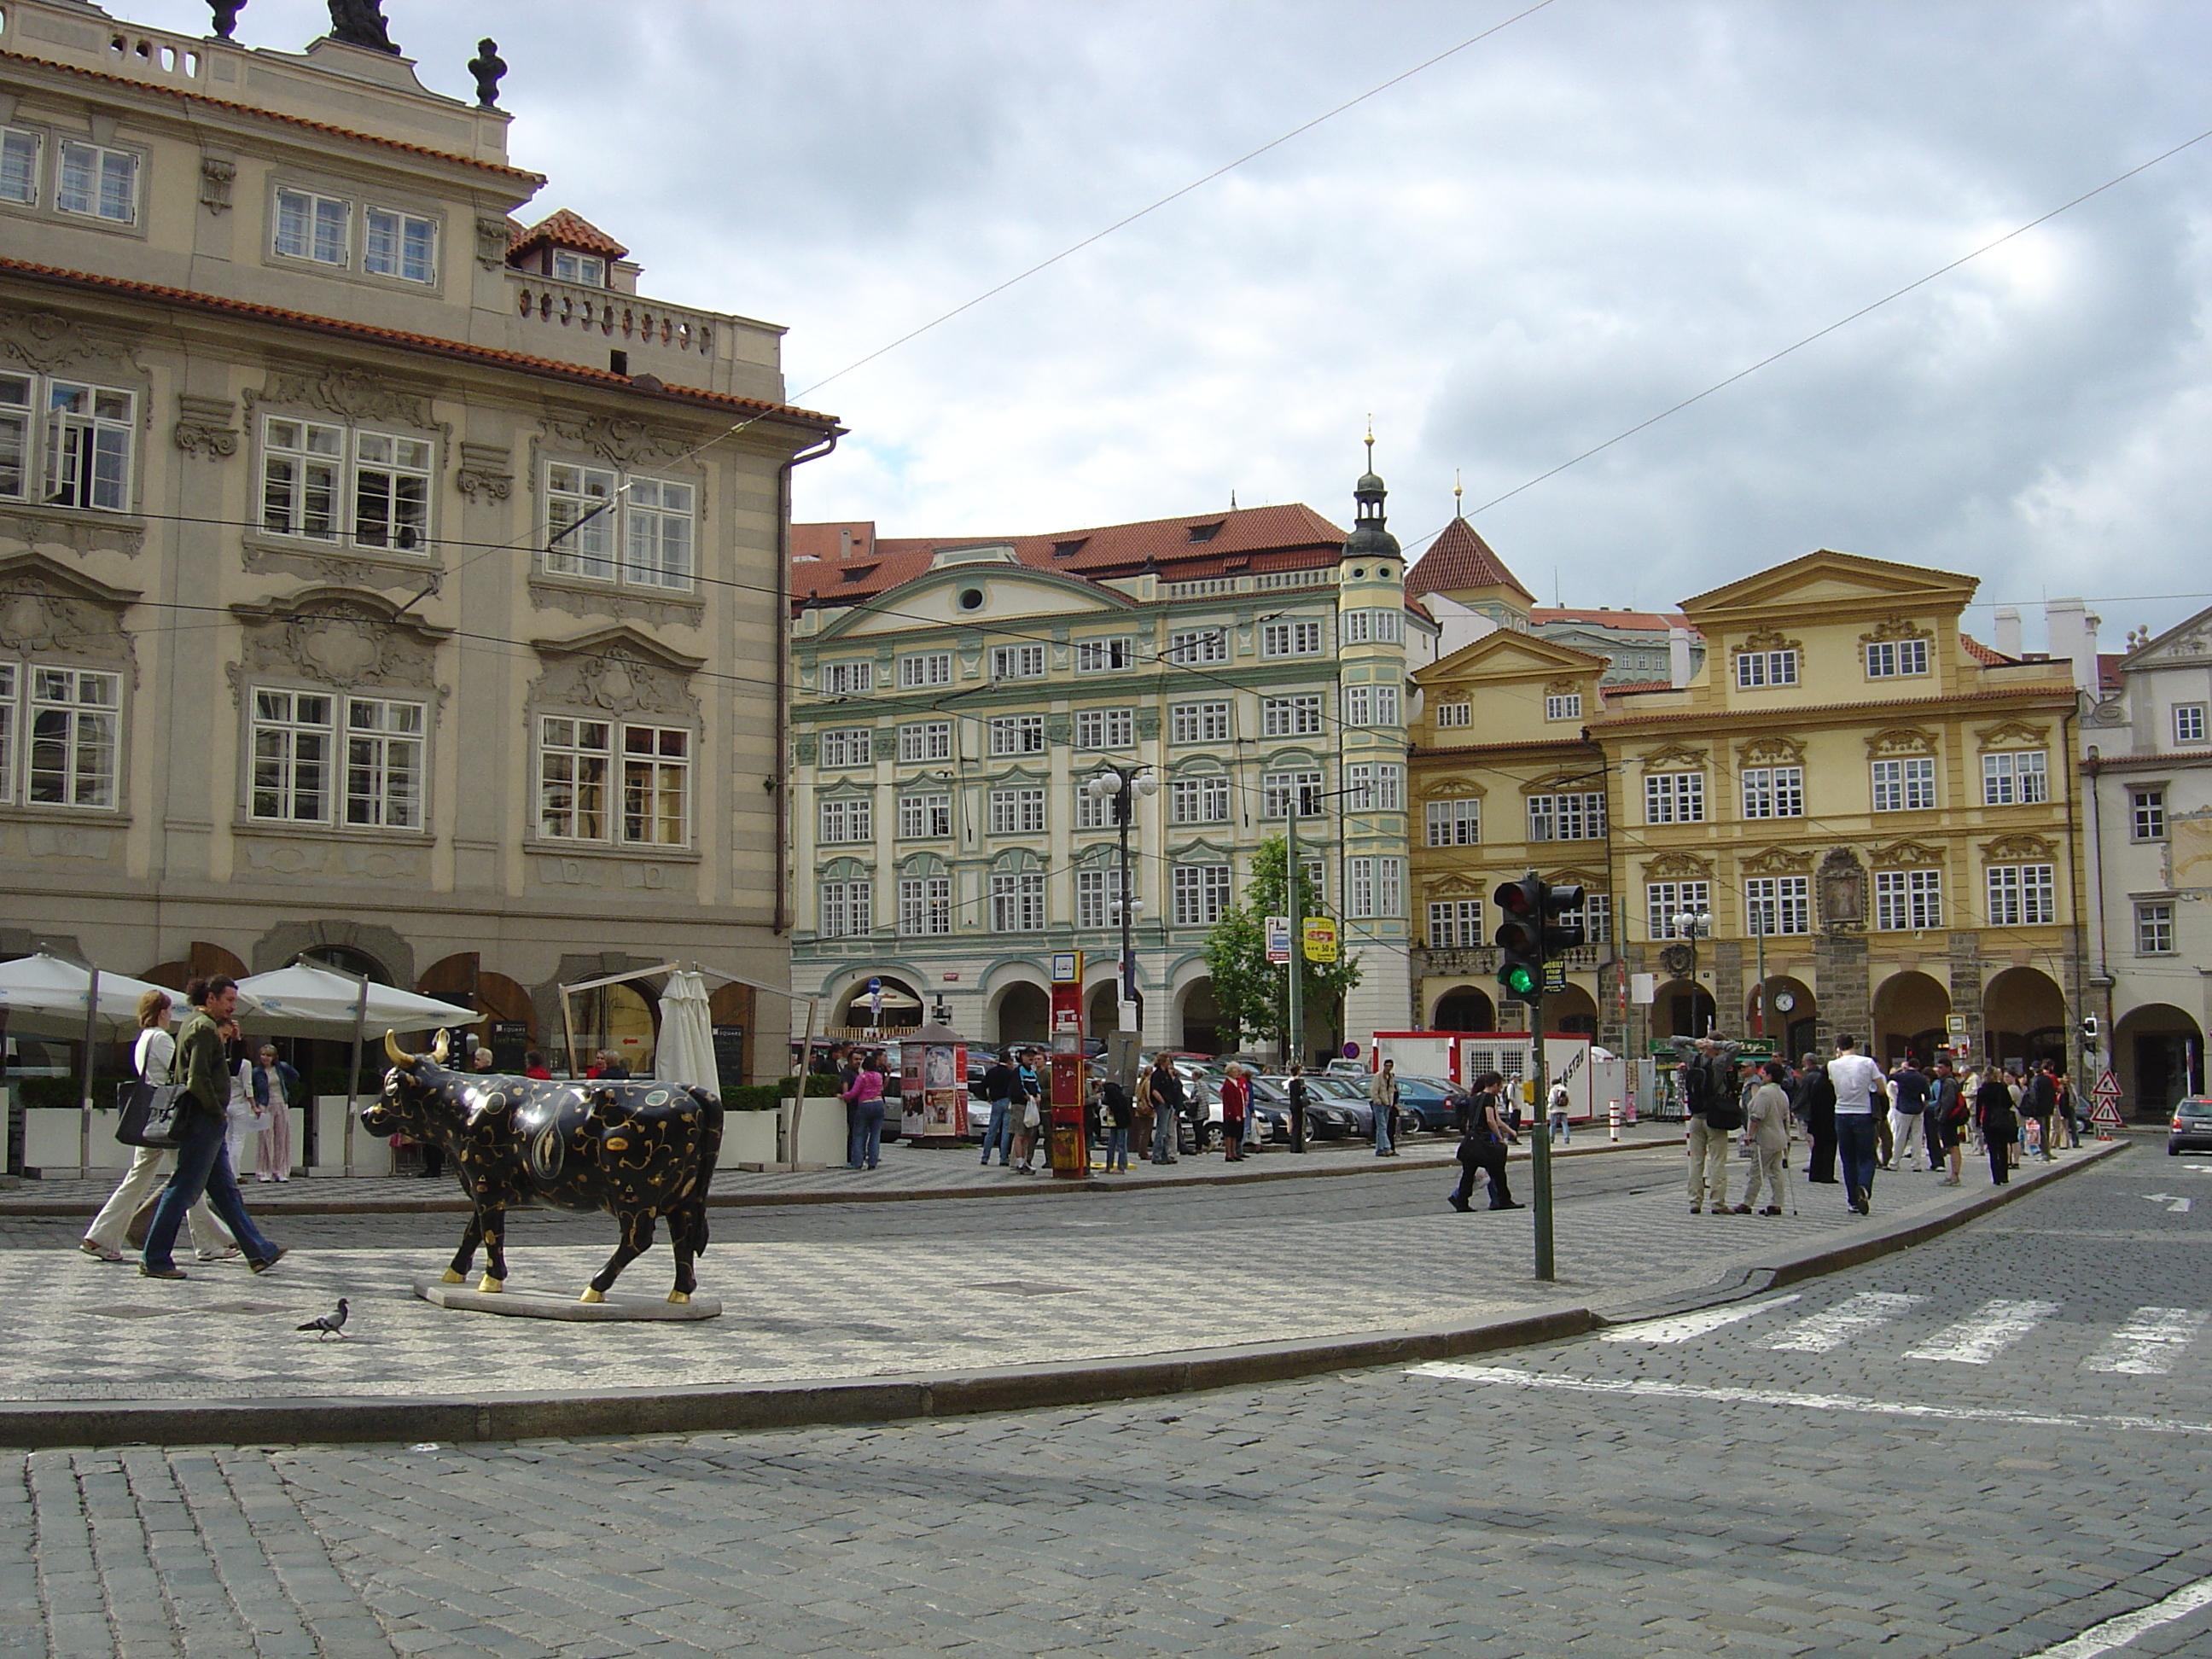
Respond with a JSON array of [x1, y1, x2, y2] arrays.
[[114, 1080, 189, 1150]]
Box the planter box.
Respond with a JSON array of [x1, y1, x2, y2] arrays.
[[22, 1105, 125, 1179], [312, 1096, 393, 1176], [720, 1109, 778, 1168]]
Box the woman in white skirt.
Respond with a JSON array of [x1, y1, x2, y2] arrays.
[[80, 989, 236, 1262]]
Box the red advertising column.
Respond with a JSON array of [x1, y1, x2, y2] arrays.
[[1049, 1051, 1087, 1178]]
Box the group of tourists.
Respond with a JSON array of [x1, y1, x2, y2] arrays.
[[1679, 1033, 2079, 1219], [823, 1040, 890, 1171]]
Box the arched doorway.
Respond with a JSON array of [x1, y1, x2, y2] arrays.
[[1656, 979, 1715, 1039], [302, 943, 391, 985], [572, 981, 658, 1074], [1983, 966, 2066, 1075], [1433, 986, 1496, 1033], [992, 981, 1049, 1048], [1086, 981, 1120, 1040], [839, 975, 924, 1034], [2115, 1004, 2202, 1122], [1872, 970, 1949, 1067], [1749, 976, 1818, 1060], [1179, 978, 1220, 1055], [1541, 983, 1598, 1036]]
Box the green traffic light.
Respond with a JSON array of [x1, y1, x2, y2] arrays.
[[1500, 962, 1539, 997]]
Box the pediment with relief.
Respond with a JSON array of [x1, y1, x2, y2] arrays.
[[0, 308, 138, 377], [528, 626, 701, 720], [1975, 719, 2049, 751], [1523, 769, 1603, 795], [249, 365, 435, 433], [1417, 773, 1487, 800], [230, 590, 446, 698], [1740, 845, 1813, 875], [1860, 615, 1932, 643], [543, 411, 699, 469], [0, 554, 138, 674], [1639, 742, 1706, 771], [1426, 873, 1487, 898], [1643, 851, 1713, 881], [1981, 833, 2055, 863], [1738, 736, 1805, 767], [1866, 726, 1936, 758], [1871, 839, 1945, 869], [1733, 627, 1802, 655]]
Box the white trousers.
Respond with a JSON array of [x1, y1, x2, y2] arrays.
[[1888, 1109, 1926, 1166], [84, 1143, 233, 1253]]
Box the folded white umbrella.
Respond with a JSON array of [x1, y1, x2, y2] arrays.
[[231, 962, 471, 1033], [654, 969, 718, 1093]]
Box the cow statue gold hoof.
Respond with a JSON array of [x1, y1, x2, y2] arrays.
[[667, 1290, 690, 1305], [476, 1274, 503, 1294], [440, 1268, 465, 1284], [579, 1287, 605, 1304]]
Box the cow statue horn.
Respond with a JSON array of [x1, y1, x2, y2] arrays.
[[432, 1029, 451, 1064], [384, 1030, 417, 1069]]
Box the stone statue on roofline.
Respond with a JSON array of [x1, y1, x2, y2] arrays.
[[469, 38, 508, 108], [327, 0, 401, 56], [207, 0, 246, 40]]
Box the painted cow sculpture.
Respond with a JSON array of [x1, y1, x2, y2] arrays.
[[366, 1031, 724, 1302]]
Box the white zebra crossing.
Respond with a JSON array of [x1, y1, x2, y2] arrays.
[[1901, 1299, 2061, 1365], [1598, 1294, 1801, 1344], [1767, 1291, 1927, 1353], [2084, 1307, 2209, 1376]]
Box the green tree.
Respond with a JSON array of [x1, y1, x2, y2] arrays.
[[1202, 835, 1363, 1056]]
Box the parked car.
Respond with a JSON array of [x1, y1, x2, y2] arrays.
[[2168, 1097, 2212, 1155], [1251, 1075, 1359, 1141], [1394, 1074, 1474, 1135]]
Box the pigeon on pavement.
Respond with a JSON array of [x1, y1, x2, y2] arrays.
[[297, 1299, 349, 1340]]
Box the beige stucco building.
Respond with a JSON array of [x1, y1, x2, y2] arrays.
[[0, 0, 836, 1135]]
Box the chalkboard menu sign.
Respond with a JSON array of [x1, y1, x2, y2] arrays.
[[489, 1021, 531, 1074], [711, 1025, 746, 1103]]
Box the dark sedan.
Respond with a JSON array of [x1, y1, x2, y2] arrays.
[[1394, 1074, 1475, 1135], [2168, 1097, 2212, 1155]]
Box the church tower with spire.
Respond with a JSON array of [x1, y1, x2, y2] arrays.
[[1331, 430, 1416, 1045]]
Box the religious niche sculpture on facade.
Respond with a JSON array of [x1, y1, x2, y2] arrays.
[[1818, 847, 1866, 932], [327, 0, 400, 56]]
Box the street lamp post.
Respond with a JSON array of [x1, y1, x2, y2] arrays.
[[1672, 907, 1716, 1037], [1086, 765, 1158, 1041]]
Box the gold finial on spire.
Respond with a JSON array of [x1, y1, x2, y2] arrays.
[[1453, 469, 1464, 517], [1365, 413, 1374, 470]]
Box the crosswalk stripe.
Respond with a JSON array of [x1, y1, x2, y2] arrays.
[[1901, 1298, 2060, 1365], [1767, 1291, 1926, 1353], [1599, 1294, 1801, 1344], [2084, 1307, 2208, 1377], [2020, 1575, 2212, 1658]]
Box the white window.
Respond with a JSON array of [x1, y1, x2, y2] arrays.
[[818, 727, 872, 768], [1435, 702, 1471, 728], [1982, 750, 2049, 806], [1261, 695, 1324, 736], [987, 714, 1045, 756], [899, 876, 952, 936], [899, 720, 952, 764], [898, 792, 951, 839], [39, 381, 135, 512], [1261, 620, 1323, 658], [1173, 864, 1231, 926], [2137, 901, 2175, 956], [1580, 893, 1613, 945], [1740, 766, 1805, 819], [1986, 864, 2055, 928], [2, 128, 41, 205], [2177, 704, 2209, 746], [364, 207, 436, 282], [820, 660, 874, 697], [1743, 876, 1810, 937], [1348, 855, 1403, 918], [620, 726, 688, 846], [263, 419, 430, 551], [16, 667, 119, 810], [1426, 798, 1480, 847], [551, 249, 606, 287], [1263, 771, 1323, 819], [1075, 637, 1136, 674], [1866, 637, 1930, 678], [1646, 881, 1712, 940], [2132, 788, 2167, 841], [1167, 630, 1225, 665], [56, 140, 137, 224], [1171, 701, 1230, 744], [342, 696, 425, 828], [898, 652, 952, 690], [1735, 649, 1798, 689], [250, 690, 331, 824], [273, 187, 348, 264], [989, 643, 1045, 680], [1344, 684, 1401, 727], [1875, 868, 1942, 931], [537, 716, 609, 840], [1528, 792, 1606, 842], [988, 787, 1046, 835], [1075, 782, 1112, 830], [1544, 692, 1583, 722], [1427, 899, 1483, 947], [1871, 757, 1936, 812], [1345, 763, 1402, 811], [991, 872, 1046, 931], [818, 795, 872, 845], [544, 463, 693, 589], [1644, 771, 1705, 824], [1170, 776, 1229, 824], [818, 881, 871, 940], [1074, 707, 1133, 749], [1077, 868, 1125, 929]]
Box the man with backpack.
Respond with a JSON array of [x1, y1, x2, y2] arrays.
[[1681, 1038, 1743, 1214]]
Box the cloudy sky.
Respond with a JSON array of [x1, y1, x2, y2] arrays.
[[133, 0, 2212, 648]]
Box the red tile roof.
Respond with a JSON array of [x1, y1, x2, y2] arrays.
[[1960, 633, 2010, 667], [509, 210, 630, 262], [1534, 606, 1694, 632], [1405, 515, 1534, 604], [0, 47, 545, 186], [792, 504, 1346, 604], [0, 257, 838, 430], [2097, 651, 2127, 690]]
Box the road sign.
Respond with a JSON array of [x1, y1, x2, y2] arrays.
[[1266, 916, 1291, 965], [1301, 917, 1338, 963], [1544, 959, 1568, 993], [2093, 1068, 2122, 1104]]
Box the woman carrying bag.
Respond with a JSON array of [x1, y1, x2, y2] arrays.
[[80, 990, 237, 1264], [842, 1049, 887, 1171]]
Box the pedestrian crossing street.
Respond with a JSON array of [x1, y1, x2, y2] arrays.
[[1600, 1289, 2212, 1377]]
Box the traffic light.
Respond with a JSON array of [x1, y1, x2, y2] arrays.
[[1542, 882, 1586, 958], [1493, 876, 1544, 1002], [2079, 1014, 2100, 1045]]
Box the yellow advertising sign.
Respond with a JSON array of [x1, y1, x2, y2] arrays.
[[1301, 917, 1339, 963]]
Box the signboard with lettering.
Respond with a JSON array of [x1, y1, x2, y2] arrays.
[[1266, 916, 1291, 965], [1301, 917, 1338, 963]]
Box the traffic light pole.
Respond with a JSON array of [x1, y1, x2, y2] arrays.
[[1284, 801, 1302, 1070], [1528, 992, 1554, 1282]]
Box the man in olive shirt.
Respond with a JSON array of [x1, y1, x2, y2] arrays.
[[138, 976, 285, 1279]]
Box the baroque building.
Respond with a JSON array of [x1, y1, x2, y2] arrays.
[[0, 0, 835, 1121], [786, 470, 1430, 1055]]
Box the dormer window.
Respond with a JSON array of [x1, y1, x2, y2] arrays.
[[1185, 521, 1224, 543], [552, 250, 606, 287]]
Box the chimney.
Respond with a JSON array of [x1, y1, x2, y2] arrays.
[[1668, 627, 1693, 688], [2046, 598, 2099, 695], [1994, 606, 2023, 659]]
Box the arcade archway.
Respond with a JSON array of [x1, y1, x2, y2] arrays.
[[1178, 978, 1221, 1056], [1433, 985, 1497, 1033], [1983, 966, 2067, 1074], [1872, 970, 1949, 1067], [992, 981, 1050, 1047], [2116, 1003, 2203, 1122], [1748, 976, 1819, 1060], [1656, 979, 1715, 1039], [1540, 983, 1598, 1036]]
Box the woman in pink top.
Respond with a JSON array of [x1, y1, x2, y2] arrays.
[[842, 1050, 888, 1171]]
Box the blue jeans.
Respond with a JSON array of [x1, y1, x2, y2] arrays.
[[1836, 1114, 1879, 1208], [1374, 1104, 1394, 1155], [142, 1106, 276, 1272], [1104, 1126, 1130, 1170], [981, 1098, 1013, 1164], [847, 1100, 884, 1168]]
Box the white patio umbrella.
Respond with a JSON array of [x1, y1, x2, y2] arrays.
[[0, 952, 177, 1173], [654, 969, 718, 1095]]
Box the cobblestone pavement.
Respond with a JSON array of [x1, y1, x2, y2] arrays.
[[3, 1144, 2199, 1658]]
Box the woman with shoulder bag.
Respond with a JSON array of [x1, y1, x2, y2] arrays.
[[841, 1049, 888, 1171], [1976, 1068, 2019, 1185], [80, 990, 237, 1264], [1449, 1072, 1522, 1212]]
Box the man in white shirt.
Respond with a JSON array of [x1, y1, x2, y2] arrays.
[[1826, 1033, 1885, 1217]]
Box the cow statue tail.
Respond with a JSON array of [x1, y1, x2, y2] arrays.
[[684, 1086, 723, 1255]]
